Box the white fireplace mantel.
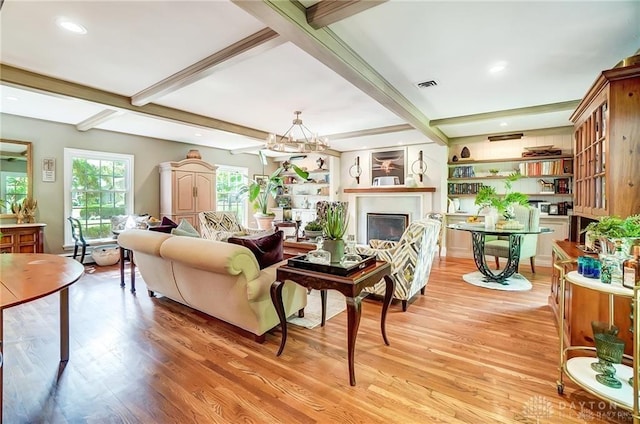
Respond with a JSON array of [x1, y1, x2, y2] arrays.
[[343, 187, 436, 244], [343, 187, 436, 194]]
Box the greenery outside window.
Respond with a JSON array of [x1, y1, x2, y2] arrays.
[[216, 165, 248, 226], [64, 148, 134, 245], [1, 172, 28, 211]]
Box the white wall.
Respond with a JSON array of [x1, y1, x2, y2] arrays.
[[0, 113, 273, 254], [340, 143, 449, 214]]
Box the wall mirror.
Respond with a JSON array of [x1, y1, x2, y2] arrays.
[[0, 139, 33, 218]]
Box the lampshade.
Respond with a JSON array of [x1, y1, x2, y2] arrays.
[[265, 111, 329, 153]]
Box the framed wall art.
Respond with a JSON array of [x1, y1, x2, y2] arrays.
[[42, 157, 56, 182], [253, 174, 268, 188], [370, 148, 406, 186]]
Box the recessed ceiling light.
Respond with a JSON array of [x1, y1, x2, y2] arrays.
[[500, 122, 508, 127], [489, 61, 507, 74], [194, 133, 202, 137], [56, 17, 87, 34], [6, 96, 18, 101]]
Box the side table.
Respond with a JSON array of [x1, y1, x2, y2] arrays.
[[271, 260, 393, 386], [118, 244, 136, 293], [273, 220, 300, 241]]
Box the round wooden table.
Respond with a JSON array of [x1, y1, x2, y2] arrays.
[[0, 254, 84, 423]]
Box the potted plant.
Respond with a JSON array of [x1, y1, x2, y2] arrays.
[[321, 202, 349, 262], [583, 215, 640, 254], [304, 220, 324, 240], [247, 163, 308, 230], [475, 172, 529, 220]]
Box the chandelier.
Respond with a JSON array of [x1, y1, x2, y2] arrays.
[[265, 111, 329, 153]]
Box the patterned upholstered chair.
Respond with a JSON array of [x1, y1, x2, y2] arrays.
[[356, 218, 441, 311], [484, 204, 540, 273], [199, 211, 266, 241], [425, 212, 444, 258]]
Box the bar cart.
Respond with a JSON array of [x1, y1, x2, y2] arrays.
[[557, 268, 639, 422]]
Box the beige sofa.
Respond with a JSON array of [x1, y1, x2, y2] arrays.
[[117, 229, 307, 342]]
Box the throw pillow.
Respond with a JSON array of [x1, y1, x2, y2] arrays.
[[228, 231, 284, 269], [171, 219, 200, 237], [148, 216, 178, 233]]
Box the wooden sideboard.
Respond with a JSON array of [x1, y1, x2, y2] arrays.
[[549, 240, 633, 355], [0, 223, 46, 253]]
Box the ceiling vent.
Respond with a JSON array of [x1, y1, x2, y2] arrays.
[[488, 133, 524, 142], [416, 80, 437, 89]]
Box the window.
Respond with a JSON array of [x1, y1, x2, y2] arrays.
[[216, 165, 248, 226], [64, 148, 134, 245], [0, 172, 28, 211]]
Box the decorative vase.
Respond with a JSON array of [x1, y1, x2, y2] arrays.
[[590, 321, 619, 372], [186, 149, 201, 159], [254, 214, 275, 230], [593, 332, 625, 389], [461, 146, 470, 158], [305, 230, 323, 240], [322, 239, 345, 264], [405, 174, 418, 188]]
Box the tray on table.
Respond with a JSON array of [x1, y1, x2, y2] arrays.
[[287, 254, 376, 276]]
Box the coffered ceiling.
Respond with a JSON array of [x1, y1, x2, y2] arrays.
[[0, 0, 638, 155]]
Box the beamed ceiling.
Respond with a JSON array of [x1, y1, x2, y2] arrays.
[[0, 0, 638, 156]]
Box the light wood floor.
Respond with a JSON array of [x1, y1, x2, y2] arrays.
[[3, 257, 633, 423]]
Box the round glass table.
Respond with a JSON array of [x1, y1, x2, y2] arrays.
[[448, 223, 553, 286]]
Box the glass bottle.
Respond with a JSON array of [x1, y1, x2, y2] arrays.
[[622, 245, 640, 289], [307, 237, 331, 265], [340, 234, 362, 267], [611, 240, 627, 285]]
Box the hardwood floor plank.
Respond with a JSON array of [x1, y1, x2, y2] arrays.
[[2, 259, 633, 423]]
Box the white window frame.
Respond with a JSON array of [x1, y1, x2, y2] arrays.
[[64, 148, 134, 246], [215, 164, 249, 227]]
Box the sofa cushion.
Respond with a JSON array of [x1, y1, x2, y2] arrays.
[[171, 219, 200, 237], [149, 216, 178, 233], [228, 231, 284, 269]]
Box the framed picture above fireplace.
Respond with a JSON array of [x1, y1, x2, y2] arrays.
[[371, 147, 406, 186]]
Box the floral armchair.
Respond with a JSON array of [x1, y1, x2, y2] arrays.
[[199, 211, 266, 241], [356, 218, 441, 311]]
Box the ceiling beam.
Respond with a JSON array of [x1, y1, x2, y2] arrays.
[[306, 0, 387, 29], [131, 28, 282, 106], [76, 109, 123, 131], [0, 64, 270, 141], [326, 123, 413, 141], [232, 0, 448, 146], [429, 100, 581, 127]]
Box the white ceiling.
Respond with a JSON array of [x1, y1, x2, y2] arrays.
[[0, 0, 638, 156]]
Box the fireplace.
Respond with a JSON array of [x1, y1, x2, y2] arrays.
[[366, 213, 409, 243]]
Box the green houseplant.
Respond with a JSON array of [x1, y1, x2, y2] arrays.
[[247, 164, 308, 217], [304, 220, 324, 240], [474, 172, 529, 220], [583, 215, 640, 254], [321, 202, 349, 263]]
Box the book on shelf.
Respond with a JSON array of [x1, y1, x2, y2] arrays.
[[517, 158, 573, 176], [451, 165, 475, 178]]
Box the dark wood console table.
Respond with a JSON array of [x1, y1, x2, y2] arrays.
[[271, 260, 393, 386]]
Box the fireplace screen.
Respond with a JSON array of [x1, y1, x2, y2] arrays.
[[367, 213, 409, 243]]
